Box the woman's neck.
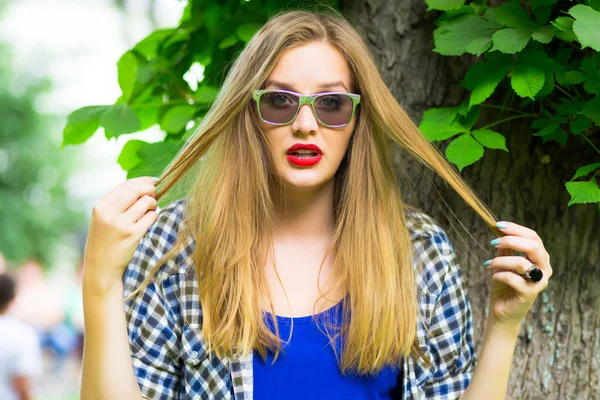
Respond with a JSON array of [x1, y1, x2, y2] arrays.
[[273, 180, 336, 241]]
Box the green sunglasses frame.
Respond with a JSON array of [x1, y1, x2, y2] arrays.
[[252, 89, 361, 128]]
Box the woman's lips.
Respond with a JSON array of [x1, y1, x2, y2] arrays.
[[286, 153, 323, 166]]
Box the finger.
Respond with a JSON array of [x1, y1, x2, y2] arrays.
[[490, 236, 549, 266], [490, 270, 532, 294], [485, 256, 532, 275], [496, 221, 543, 244], [122, 195, 158, 226], [133, 210, 159, 238], [103, 177, 157, 215]]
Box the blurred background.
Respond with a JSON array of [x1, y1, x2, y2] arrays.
[[0, 0, 184, 398]]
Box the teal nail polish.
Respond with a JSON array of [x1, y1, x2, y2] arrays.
[[490, 238, 501, 246], [496, 221, 507, 229], [483, 259, 492, 267]]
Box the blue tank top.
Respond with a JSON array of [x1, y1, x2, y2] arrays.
[[253, 299, 404, 399]]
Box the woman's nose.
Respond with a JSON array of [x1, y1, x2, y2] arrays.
[[291, 104, 319, 133]]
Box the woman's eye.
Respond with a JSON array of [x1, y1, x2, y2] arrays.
[[318, 96, 342, 108], [272, 95, 287, 104], [267, 93, 293, 106]]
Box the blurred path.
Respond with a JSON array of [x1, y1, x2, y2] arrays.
[[32, 351, 81, 400]]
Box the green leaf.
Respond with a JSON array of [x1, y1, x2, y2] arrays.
[[554, 48, 573, 66], [117, 51, 137, 102], [495, 0, 538, 28], [551, 16, 575, 32], [532, 120, 568, 145], [196, 86, 219, 104], [159, 105, 197, 133], [100, 104, 141, 138], [134, 28, 175, 58], [579, 95, 600, 124], [588, 0, 600, 12], [62, 119, 99, 148], [426, 0, 466, 11], [133, 105, 160, 131], [462, 61, 513, 107], [458, 105, 480, 130], [533, 5, 553, 25], [163, 29, 190, 48], [422, 107, 460, 124], [511, 63, 545, 98], [566, 178, 600, 205], [571, 163, 600, 180], [472, 129, 508, 151], [433, 14, 501, 56], [532, 25, 556, 43], [532, 0, 558, 10], [536, 70, 555, 98], [582, 57, 597, 74], [118, 139, 147, 171], [67, 105, 108, 123], [218, 34, 239, 50], [418, 107, 466, 141], [533, 120, 560, 136], [568, 5, 600, 51], [491, 28, 534, 53], [236, 24, 261, 42], [516, 50, 556, 100], [61, 106, 109, 148], [464, 37, 494, 56], [126, 140, 184, 179], [445, 133, 485, 172], [565, 70, 587, 84], [557, 97, 581, 116], [555, 30, 578, 42], [571, 116, 592, 134], [546, 127, 568, 145], [418, 121, 466, 141]]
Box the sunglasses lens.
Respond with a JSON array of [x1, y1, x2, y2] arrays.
[[314, 94, 354, 126], [259, 91, 299, 124], [258, 91, 356, 126]]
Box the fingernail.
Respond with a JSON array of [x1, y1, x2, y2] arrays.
[[483, 259, 492, 267], [496, 221, 507, 229], [490, 238, 501, 246], [151, 177, 159, 183]]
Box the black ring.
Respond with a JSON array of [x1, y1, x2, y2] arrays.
[[523, 264, 544, 283]]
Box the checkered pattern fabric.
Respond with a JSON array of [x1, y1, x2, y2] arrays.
[[122, 199, 476, 399]]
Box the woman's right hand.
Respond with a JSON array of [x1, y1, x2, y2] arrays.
[[82, 176, 159, 297]]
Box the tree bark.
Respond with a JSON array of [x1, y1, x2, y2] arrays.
[[341, 0, 600, 399]]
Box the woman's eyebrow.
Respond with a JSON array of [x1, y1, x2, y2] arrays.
[[264, 79, 349, 92]]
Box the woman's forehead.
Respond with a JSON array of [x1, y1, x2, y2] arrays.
[[267, 42, 352, 93]]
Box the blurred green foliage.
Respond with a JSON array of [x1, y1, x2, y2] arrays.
[[0, 43, 87, 268]]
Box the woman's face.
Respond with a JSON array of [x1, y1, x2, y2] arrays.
[[257, 41, 357, 191]]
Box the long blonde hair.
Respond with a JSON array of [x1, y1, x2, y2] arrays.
[[124, 6, 502, 375]]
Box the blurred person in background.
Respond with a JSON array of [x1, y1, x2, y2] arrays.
[[0, 271, 43, 400], [9, 259, 79, 376]]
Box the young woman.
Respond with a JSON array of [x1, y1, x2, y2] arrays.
[[80, 8, 552, 400]]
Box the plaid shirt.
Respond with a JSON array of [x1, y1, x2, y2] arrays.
[[123, 198, 476, 399]]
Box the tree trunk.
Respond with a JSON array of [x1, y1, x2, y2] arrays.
[[341, 0, 600, 399]]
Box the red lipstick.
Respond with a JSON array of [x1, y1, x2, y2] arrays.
[[286, 143, 323, 167]]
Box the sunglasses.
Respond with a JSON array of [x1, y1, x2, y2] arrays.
[[252, 89, 361, 128]]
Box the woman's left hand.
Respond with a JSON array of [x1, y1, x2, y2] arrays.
[[484, 221, 552, 331]]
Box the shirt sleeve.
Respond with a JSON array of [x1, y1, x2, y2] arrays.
[[122, 200, 186, 400], [413, 224, 476, 400]]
